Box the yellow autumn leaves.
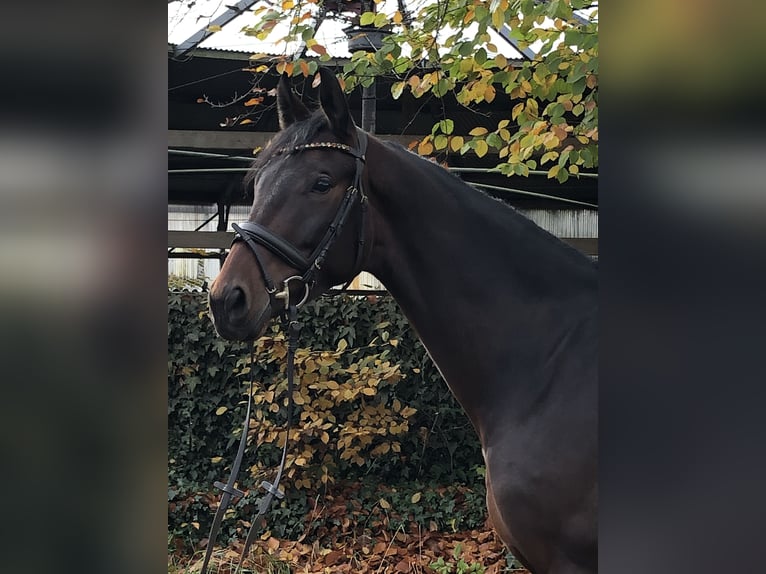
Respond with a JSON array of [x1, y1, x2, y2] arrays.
[[229, 332, 417, 490]]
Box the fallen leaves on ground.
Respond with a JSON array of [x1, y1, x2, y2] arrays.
[[171, 482, 529, 573], [181, 525, 527, 573]]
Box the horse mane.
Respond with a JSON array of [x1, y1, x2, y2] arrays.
[[382, 140, 514, 204], [381, 139, 520, 210], [382, 139, 597, 269], [243, 121, 595, 270]]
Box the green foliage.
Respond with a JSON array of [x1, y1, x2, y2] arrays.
[[374, 478, 489, 534], [167, 273, 205, 291], [430, 542, 485, 574], [168, 291, 484, 550], [237, 0, 597, 179]]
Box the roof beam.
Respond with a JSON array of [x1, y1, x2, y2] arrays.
[[173, 0, 260, 58], [494, 25, 536, 60], [493, 1, 595, 61]]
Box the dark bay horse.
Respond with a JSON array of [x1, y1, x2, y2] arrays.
[[208, 67, 597, 574]]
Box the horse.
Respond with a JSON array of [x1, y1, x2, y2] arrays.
[[208, 67, 598, 574]]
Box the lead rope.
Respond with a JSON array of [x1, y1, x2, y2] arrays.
[[200, 305, 301, 574]]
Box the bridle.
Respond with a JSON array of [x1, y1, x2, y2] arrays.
[[200, 129, 369, 574], [231, 129, 369, 313]]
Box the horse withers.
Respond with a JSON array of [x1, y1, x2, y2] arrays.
[[209, 67, 598, 574]]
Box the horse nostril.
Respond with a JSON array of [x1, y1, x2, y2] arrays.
[[224, 286, 248, 319]]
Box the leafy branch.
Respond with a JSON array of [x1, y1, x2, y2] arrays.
[[230, 0, 597, 179]]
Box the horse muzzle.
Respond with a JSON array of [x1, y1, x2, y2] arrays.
[[208, 281, 272, 341]]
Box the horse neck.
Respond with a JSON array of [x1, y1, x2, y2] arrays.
[[362, 138, 597, 439]]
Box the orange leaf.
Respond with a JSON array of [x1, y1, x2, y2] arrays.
[[484, 84, 496, 103], [417, 139, 434, 156], [309, 43, 327, 56], [244, 97, 262, 106], [299, 60, 309, 77], [325, 550, 344, 565]]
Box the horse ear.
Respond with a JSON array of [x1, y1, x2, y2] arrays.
[[318, 67, 355, 141], [276, 74, 310, 129]]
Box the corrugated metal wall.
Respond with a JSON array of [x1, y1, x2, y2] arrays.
[[169, 206, 597, 286], [517, 209, 598, 238], [168, 203, 249, 281]]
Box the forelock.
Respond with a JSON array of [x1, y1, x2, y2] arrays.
[[244, 111, 329, 187]]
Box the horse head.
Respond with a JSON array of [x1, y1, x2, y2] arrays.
[[209, 68, 368, 340]]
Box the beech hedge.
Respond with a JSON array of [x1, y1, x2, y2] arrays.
[[168, 290, 484, 545]]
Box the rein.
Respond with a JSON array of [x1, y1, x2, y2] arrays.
[[200, 306, 300, 574], [200, 130, 368, 574]]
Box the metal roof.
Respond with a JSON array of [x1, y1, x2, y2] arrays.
[[168, 0, 529, 60]]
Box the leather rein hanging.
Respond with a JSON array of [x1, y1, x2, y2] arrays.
[[200, 130, 368, 574]]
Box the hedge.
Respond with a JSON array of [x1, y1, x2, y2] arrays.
[[168, 290, 484, 548]]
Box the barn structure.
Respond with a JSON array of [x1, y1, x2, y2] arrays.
[[168, 1, 598, 290]]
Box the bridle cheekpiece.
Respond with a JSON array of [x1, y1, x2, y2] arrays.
[[231, 129, 369, 312]]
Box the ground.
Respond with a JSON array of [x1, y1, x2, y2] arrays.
[[170, 523, 530, 573]]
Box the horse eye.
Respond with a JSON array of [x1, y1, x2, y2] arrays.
[[311, 177, 332, 194]]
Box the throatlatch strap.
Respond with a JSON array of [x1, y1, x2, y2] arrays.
[[232, 129, 369, 293]]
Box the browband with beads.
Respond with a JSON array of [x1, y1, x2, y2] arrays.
[[276, 141, 365, 161]]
